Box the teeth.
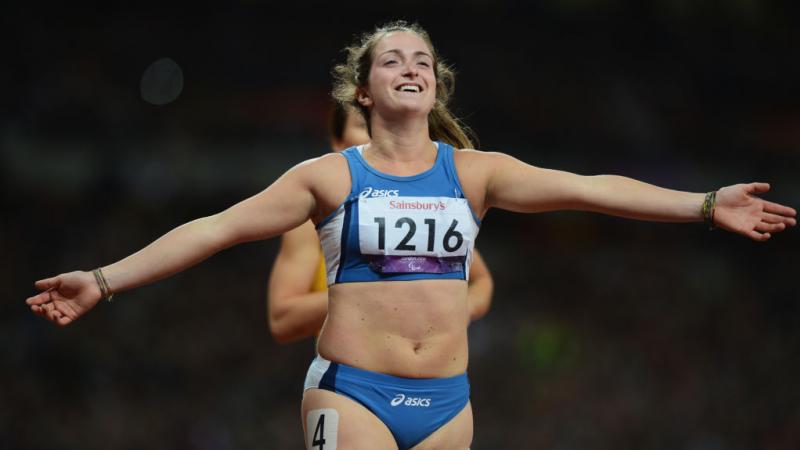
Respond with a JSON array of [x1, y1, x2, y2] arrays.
[[399, 85, 420, 92]]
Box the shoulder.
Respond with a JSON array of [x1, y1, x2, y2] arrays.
[[452, 149, 542, 216], [285, 152, 350, 193], [292, 152, 349, 179], [452, 148, 515, 183], [294, 153, 351, 223], [454, 148, 544, 180], [452, 148, 514, 173], [450, 149, 507, 218], [453, 148, 515, 164]]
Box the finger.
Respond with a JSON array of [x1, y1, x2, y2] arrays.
[[762, 201, 797, 219], [31, 304, 47, 317], [755, 222, 785, 234], [41, 302, 55, 316], [746, 182, 770, 195], [26, 289, 53, 305], [761, 212, 797, 226], [56, 315, 73, 327], [747, 230, 770, 241], [34, 276, 61, 291], [46, 307, 62, 322], [53, 302, 77, 321], [41, 301, 63, 322], [34, 302, 53, 320]]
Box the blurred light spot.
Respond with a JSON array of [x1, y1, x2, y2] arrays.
[[516, 322, 580, 373], [140, 57, 184, 106]]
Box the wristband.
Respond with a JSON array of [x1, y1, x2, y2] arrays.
[[702, 191, 717, 230], [92, 268, 115, 302]]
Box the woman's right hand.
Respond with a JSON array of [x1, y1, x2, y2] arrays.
[[26, 271, 104, 326]]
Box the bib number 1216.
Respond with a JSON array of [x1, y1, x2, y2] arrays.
[[374, 217, 463, 253]]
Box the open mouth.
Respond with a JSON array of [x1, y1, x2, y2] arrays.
[[396, 83, 422, 93]]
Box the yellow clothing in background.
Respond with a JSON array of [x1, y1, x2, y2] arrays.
[[311, 250, 327, 292]]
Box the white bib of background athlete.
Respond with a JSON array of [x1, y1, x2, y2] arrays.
[[358, 196, 475, 257]]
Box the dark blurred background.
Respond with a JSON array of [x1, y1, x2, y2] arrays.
[[3, 1, 799, 449]]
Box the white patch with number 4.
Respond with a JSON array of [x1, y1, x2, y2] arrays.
[[306, 408, 338, 450], [358, 196, 477, 257]]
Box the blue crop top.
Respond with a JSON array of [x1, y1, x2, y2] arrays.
[[316, 142, 481, 285]]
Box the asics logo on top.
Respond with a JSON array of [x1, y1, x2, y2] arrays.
[[360, 187, 399, 198], [390, 393, 431, 407]]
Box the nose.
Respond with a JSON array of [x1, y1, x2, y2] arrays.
[[402, 61, 419, 78]]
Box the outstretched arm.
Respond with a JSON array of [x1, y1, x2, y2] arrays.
[[482, 152, 796, 240], [26, 158, 324, 326], [267, 221, 329, 344], [467, 249, 493, 321]]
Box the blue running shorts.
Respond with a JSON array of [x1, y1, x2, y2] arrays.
[[304, 355, 470, 449]]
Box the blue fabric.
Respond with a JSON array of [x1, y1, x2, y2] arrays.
[[317, 360, 470, 449], [317, 141, 480, 284]]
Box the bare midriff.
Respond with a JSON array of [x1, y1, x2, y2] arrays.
[[317, 279, 469, 378]]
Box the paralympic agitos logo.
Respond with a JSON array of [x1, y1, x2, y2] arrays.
[[390, 393, 431, 407]]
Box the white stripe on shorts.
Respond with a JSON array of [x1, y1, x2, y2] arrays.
[[303, 355, 331, 391]]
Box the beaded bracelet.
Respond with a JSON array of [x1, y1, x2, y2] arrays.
[[92, 268, 115, 302], [702, 191, 717, 230]]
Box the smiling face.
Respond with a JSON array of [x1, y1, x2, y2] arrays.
[[331, 21, 473, 149], [357, 31, 437, 120]]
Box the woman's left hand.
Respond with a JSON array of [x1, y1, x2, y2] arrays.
[[714, 183, 797, 241]]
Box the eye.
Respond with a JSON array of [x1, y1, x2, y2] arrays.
[[418, 61, 431, 67], [383, 59, 398, 66]]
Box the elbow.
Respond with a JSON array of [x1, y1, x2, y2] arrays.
[[271, 330, 295, 345], [469, 283, 494, 322], [268, 309, 302, 344], [470, 300, 491, 322], [268, 316, 294, 344], [267, 307, 290, 344]]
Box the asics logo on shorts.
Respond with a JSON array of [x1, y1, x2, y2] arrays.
[[360, 187, 400, 198], [390, 393, 431, 407]]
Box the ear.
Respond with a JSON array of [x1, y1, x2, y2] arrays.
[[356, 87, 373, 108]]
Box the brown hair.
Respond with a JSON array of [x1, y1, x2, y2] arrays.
[[331, 20, 477, 149]]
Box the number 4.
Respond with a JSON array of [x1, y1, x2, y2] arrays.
[[312, 414, 326, 449], [306, 408, 338, 450]]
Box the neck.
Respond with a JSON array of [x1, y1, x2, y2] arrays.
[[367, 112, 433, 162]]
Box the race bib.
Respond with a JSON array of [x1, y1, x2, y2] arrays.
[[358, 196, 476, 274]]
